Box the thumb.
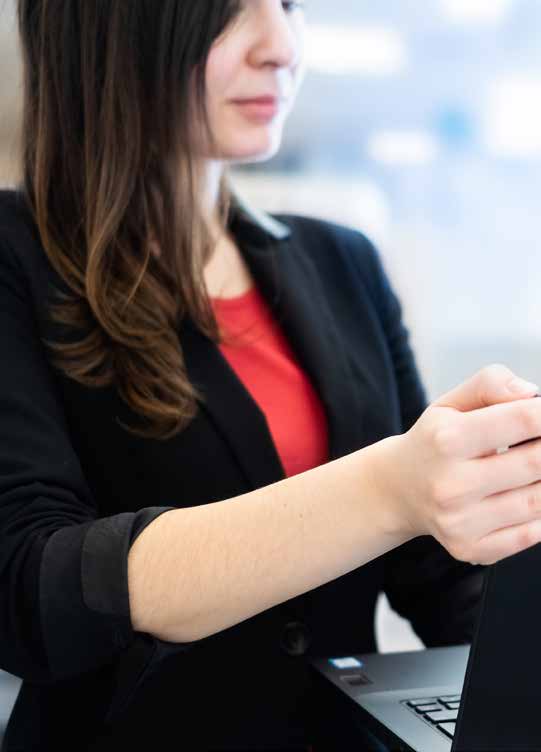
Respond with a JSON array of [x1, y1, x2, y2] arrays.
[[432, 363, 539, 412]]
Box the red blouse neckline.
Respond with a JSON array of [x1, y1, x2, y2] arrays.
[[209, 285, 259, 309]]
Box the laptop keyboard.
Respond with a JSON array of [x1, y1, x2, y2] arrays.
[[402, 694, 461, 740]]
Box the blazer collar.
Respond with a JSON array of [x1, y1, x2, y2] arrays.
[[178, 191, 366, 491], [227, 185, 292, 243]]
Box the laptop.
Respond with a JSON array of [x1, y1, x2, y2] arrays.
[[310, 538, 541, 751]]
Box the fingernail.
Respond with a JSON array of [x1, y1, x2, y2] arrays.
[[507, 378, 540, 394]]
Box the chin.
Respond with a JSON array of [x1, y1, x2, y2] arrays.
[[229, 149, 279, 165], [222, 133, 282, 163]]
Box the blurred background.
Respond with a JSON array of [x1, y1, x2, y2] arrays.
[[1, 0, 540, 736]]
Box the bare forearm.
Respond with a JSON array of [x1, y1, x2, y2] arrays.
[[127, 436, 410, 642]]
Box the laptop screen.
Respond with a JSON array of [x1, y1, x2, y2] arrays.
[[454, 541, 541, 751]]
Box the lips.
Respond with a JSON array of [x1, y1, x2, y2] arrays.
[[232, 96, 280, 105], [233, 100, 280, 120]]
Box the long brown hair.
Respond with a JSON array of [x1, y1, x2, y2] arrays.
[[16, 0, 245, 441]]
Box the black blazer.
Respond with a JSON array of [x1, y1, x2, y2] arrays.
[[0, 188, 484, 751]]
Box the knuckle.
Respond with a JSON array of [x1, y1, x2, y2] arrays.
[[432, 426, 459, 458], [524, 448, 541, 475], [481, 363, 512, 387], [518, 403, 539, 440], [516, 526, 535, 551], [429, 477, 453, 508], [430, 475, 464, 509], [525, 488, 541, 517]]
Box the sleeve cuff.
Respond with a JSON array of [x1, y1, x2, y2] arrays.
[[40, 506, 177, 682]]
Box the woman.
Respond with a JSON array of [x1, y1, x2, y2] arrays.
[[1, 1, 541, 750]]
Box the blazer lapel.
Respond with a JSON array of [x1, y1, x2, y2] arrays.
[[178, 191, 366, 493], [242, 226, 368, 463], [179, 312, 285, 490]]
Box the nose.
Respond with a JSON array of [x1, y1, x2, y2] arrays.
[[247, 4, 303, 72]]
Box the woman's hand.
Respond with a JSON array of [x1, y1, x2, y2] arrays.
[[376, 364, 541, 565]]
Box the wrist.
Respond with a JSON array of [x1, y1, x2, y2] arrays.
[[359, 434, 419, 545]]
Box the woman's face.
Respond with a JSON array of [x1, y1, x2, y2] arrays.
[[202, 0, 307, 164]]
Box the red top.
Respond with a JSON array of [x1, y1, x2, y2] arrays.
[[210, 284, 329, 477]]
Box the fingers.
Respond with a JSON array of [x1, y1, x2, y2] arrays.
[[440, 398, 541, 459], [468, 518, 541, 566], [461, 480, 541, 542], [432, 363, 538, 413], [465, 438, 541, 498]]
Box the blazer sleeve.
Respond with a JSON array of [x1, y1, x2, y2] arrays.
[[352, 232, 486, 647], [0, 234, 194, 686]]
